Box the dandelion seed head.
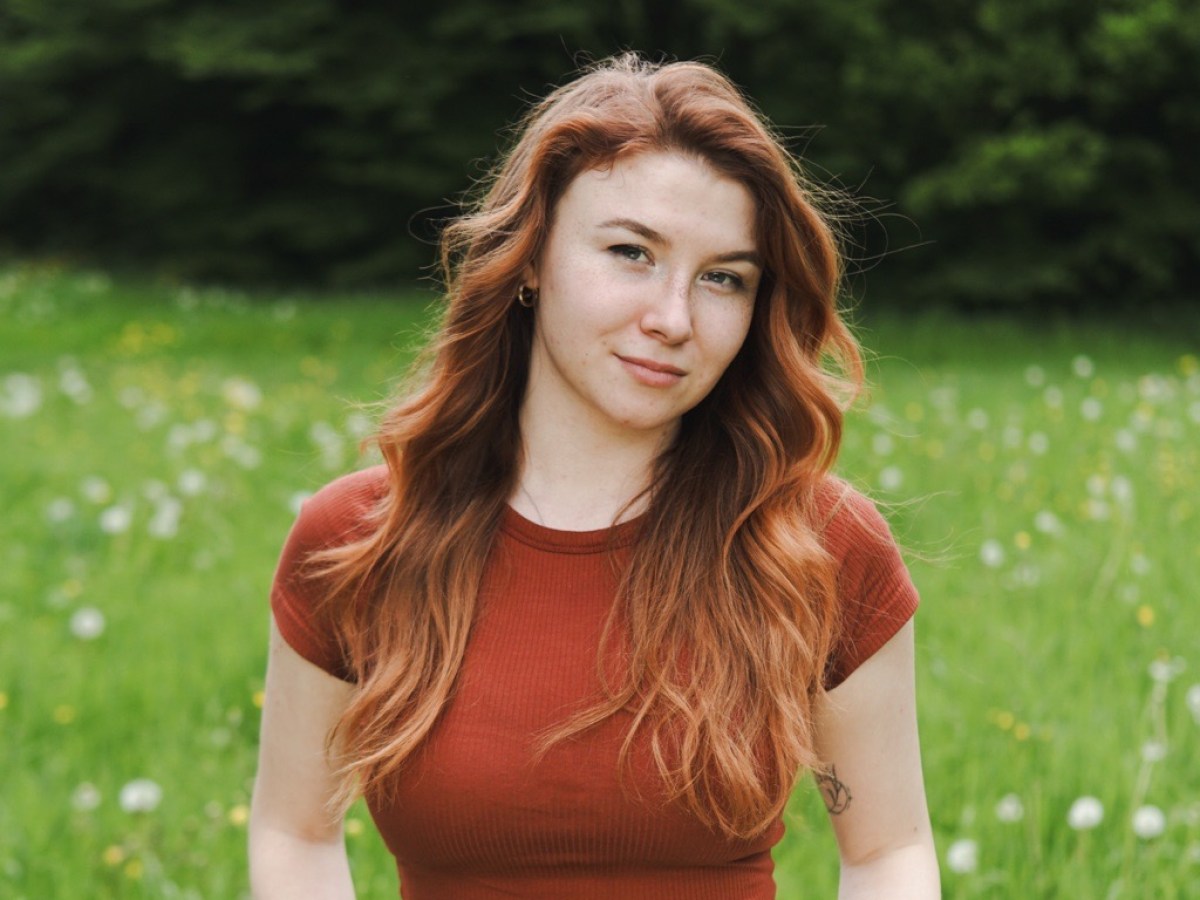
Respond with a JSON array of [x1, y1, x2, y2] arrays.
[[1081, 397, 1103, 421], [1072, 355, 1095, 378], [1067, 796, 1104, 830], [980, 539, 1005, 568], [879, 466, 904, 491], [1131, 805, 1165, 840], [119, 778, 162, 814], [222, 377, 262, 411], [1186, 684, 1200, 724], [871, 432, 895, 456], [69, 607, 105, 641], [945, 838, 978, 874], [46, 497, 75, 523], [995, 793, 1025, 823], [1140, 740, 1167, 763], [1, 372, 43, 418], [80, 476, 112, 504], [1027, 431, 1050, 455], [1115, 429, 1137, 453], [148, 496, 183, 540], [99, 505, 133, 535], [1148, 658, 1183, 683], [1043, 386, 1063, 408], [966, 408, 989, 430], [178, 468, 207, 496], [288, 491, 312, 515], [72, 782, 101, 812], [1110, 476, 1133, 504], [1024, 365, 1045, 387], [1034, 510, 1062, 535]]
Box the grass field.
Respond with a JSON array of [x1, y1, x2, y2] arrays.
[[2, 262, 1198, 898]]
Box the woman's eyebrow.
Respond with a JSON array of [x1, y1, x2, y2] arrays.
[[599, 217, 761, 268], [599, 217, 667, 244]]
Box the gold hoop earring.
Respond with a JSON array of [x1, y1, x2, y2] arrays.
[[516, 285, 538, 308]]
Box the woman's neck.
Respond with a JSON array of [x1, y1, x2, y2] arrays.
[[512, 404, 674, 531]]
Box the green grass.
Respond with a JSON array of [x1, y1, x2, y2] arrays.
[[2, 261, 1198, 898]]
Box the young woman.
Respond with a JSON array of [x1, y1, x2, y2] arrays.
[[249, 54, 939, 899]]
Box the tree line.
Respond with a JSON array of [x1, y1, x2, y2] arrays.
[[1, 0, 1196, 310]]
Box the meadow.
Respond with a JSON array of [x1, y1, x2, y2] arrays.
[[2, 262, 1198, 898]]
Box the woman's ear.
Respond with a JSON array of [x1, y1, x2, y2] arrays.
[[520, 264, 538, 292]]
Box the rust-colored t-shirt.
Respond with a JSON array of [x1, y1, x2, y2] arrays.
[[270, 466, 919, 899]]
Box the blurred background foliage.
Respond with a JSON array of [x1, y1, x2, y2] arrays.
[[1, 0, 1197, 310]]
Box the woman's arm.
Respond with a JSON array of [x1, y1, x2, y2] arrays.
[[249, 617, 357, 899], [814, 620, 940, 898]]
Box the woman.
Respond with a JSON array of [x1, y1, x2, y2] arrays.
[[249, 54, 939, 898]]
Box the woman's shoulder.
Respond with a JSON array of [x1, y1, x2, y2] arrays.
[[286, 465, 390, 551], [810, 475, 902, 567]]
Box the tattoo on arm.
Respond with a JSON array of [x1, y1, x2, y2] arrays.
[[816, 765, 852, 815]]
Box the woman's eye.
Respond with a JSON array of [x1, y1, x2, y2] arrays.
[[704, 271, 745, 290], [610, 244, 648, 263]]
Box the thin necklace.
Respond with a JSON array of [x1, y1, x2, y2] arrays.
[[518, 482, 547, 526]]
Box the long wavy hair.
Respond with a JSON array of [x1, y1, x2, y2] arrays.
[[314, 53, 864, 840]]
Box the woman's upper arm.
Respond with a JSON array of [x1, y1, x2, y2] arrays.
[[813, 620, 936, 867], [250, 615, 355, 843]]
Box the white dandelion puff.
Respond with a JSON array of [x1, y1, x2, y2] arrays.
[[99, 505, 133, 535], [1043, 386, 1063, 408], [1149, 658, 1184, 684], [69, 607, 106, 641], [80, 476, 112, 504], [966, 408, 989, 430], [1024, 365, 1045, 387], [71, 782, 102, 812], [148, 497, 183, 540], [879, 466, 904, 491], [1115, 429, 1137, 453], [871, 432, 895, 456], [1110, 476, 1133, 505], [45, 498, 75, 523], [1131, 805, 1165, 840], [1034, 510, 1062, 535], [345, 411, 374, 439], [59, 368, 93, 404], [1081, 397, 1103, 421], [289, 491, 313, 516], [995, 793, 1025, 823], [1, 372, 42, 418], [222, 377, 263, 411], [945, 838, 978, 874], [177, 468, 207, 496], [119, 778, 162, 814], [1140, 740, 1167, 763], [1027, 432, 1050, 455], [980, 539, 1005, 568], [1186, 684, 1200, 724], [1067, 796, 1104, 830], [1072, 355, 1095, 378]]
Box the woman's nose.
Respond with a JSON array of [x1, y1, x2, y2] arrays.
[[640, 274, 693, 343]]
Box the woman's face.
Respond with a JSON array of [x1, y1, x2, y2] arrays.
[[524, 150, 761, 443]]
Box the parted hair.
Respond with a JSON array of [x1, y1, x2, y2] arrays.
[[313, 53, 864, 840]]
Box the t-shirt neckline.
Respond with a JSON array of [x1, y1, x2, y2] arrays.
[[501, 505, 644, 554]]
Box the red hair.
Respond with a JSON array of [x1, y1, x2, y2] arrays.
[[314, 53, 863, 840]]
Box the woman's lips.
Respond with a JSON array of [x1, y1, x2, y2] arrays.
[[617, 355, 686, 387]]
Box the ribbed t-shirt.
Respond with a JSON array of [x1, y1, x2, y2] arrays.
[[270, 465, 919, 899]]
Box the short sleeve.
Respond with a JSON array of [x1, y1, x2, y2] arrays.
[[269, 466, 388, 683], [819, 484, 920, 690]]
